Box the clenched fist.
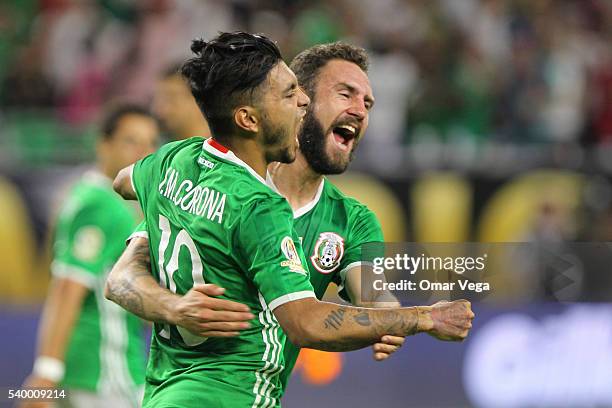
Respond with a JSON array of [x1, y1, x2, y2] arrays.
[[418, 300, 474, 341]]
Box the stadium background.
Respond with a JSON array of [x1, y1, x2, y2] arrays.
[[1, 0, 612, 407]]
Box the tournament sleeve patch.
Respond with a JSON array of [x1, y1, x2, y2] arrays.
[[280, 236, 307, 275], [72, 226, 105, 262]]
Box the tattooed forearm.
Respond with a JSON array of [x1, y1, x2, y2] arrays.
[[106, 277, 145, 317], [106, 238, 174, 323], [310, 305, 419, 351], [354, 311, 371, 326], [324, 308, 346, 329]]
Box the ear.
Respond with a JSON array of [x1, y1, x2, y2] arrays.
[[234, 106, 259, 134]]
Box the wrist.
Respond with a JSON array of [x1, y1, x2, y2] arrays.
[[33, 356, 64, 383], [415, 306, 433, 333], [164, 294, 182, 325]]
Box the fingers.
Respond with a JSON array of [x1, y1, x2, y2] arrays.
[[192, 283, 225, 296], [380, 335, 405, 347], [197, 321, 251, 332], [373, 352, 389, 361], [203, 310, 255, 322], [189, 288, 252, 313], [373, 342, 399, 355]]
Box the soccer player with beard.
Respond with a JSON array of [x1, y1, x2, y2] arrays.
[[270, 42, 404, 390], [111, 43, 406, 369], [108, 36, 474, 407]]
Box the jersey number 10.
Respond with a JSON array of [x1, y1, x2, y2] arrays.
[[157, 214, 208, 346]]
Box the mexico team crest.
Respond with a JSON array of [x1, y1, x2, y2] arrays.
[[311, 232, 345, 273]]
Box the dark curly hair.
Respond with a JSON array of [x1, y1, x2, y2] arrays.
[[290, 42, 369, 98], [181, 32, 282, 137]]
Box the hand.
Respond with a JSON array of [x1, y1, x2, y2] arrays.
[[17, 375, 56, 408], [168, 284, 255, 337], [419, 300, 474, 341], [372, 335, 405, 361]]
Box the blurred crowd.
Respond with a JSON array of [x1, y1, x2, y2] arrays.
[[1, 0, 612, 159]]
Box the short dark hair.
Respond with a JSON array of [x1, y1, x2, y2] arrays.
[[101, 104, 156, 139], [180, 31, 282, 137], [290, 42, 369, 98]]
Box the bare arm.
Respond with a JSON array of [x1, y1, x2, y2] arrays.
[[344, 265, 404, 360], [274, 297, 473, 352], [105, 237, 254, 337], [344, 266, 401, 308], [21, 277, 89, 396], [37, 278, 88, 361], [113, 164, 136, 200]]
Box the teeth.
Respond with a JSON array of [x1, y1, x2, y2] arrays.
[[338, 125, 356, 134]]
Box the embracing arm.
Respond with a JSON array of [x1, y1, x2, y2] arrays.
[[105, 237, 254, 337], [113, 164, 137, 200], [274, 297, 473, 352], [344, 264, 403, 360], [344, 265, 401, 308]]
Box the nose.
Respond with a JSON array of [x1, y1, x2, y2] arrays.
[[297, 87, 310, 111], [346, 100, 366, 122]]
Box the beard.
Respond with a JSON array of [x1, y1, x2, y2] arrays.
[[261, 118, 296, 164], [298, 109, 357, 175]]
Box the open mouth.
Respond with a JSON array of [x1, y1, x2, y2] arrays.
[[332, 124, 358, 151]]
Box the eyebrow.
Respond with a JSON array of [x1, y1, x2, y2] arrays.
[[283, 81, 298, 94], [337, 82, 375, 107]]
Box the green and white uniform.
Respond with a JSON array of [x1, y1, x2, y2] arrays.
[[130, 137, 315, 408], [132, 175, 384, 398], [267, 178, 384, 392], [51, 170, 146, 405]]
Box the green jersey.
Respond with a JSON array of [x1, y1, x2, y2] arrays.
[[51, 170, 146, 401], [130, 137, 315, 408], [269, 178, 384, 392]]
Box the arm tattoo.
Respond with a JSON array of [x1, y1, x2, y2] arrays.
[[315, 306, 418, 351], [107, 241, 153, 319], [354, 312, 371, 327], [324, 308, 346, 330]]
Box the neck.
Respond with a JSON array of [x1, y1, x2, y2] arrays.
[[217, 136, 269, 179], [180, 119, 211, 139], [269, 152, 323, 211]]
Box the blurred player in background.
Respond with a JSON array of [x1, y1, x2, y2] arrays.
[[108, 32, 473, 407], [20, 105, 160, 408], [152, 64, 211, 140]]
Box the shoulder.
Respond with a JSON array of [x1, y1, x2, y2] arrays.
[[156, 137, 205, 161], [240, 189, 292, 218], [324, 179, 377, 219]]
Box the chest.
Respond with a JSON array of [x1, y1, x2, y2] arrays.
[[294, 208, 350, 298]]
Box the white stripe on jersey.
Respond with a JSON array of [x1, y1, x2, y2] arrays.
[[251, 293, 284, 408]]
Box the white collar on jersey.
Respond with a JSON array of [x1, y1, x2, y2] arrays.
[[202, 138, 268, 186], [266, 174, 325, 219]]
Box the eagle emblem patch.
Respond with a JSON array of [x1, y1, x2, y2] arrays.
[[311, 232, 344, 273]]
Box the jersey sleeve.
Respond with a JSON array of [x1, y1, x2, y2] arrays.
[[334, 206, 384, 302], [131, 152, 158, 211], [127, 220, 148, 244], [131, 139, 192, 212], [52, 203, 112, 288], [237, 197, 315, 311]]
